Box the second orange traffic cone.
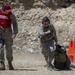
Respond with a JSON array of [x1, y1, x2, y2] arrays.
[[67, 40, 75, 63]]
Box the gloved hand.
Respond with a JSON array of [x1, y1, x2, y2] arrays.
[[11, 34, 16, 39]]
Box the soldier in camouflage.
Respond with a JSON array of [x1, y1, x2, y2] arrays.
[[38, 17, 57, 70], [0, 2, 18, 70]]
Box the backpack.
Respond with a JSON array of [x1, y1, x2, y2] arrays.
[[54, 45, 71, 70], [54, 45, 66, 62]]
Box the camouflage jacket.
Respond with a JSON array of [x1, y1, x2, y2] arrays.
[[38, 24, 57, 42]]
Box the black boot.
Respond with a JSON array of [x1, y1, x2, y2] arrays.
[[8, 61, 14, 70], [0, 61, 5, 70]]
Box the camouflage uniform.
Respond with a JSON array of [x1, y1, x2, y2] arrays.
[[38, 24, 57, 69], [0, 12, 18, 62]]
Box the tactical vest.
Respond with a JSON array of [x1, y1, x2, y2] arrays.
[[0, 10, 11, 28], [41, 25, 54, 42]]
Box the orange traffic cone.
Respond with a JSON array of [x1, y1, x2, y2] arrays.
[[67, 40, 75, 63]]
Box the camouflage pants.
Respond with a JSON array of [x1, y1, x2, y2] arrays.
[[41, 39, 55, 65], [0, 28, 13, 62]]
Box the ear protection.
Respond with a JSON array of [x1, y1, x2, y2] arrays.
[[2, 4, 6, 11]]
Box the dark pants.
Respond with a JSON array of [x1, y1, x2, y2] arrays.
[[0, 28, 13, 62], [41, 39, 55, 67]]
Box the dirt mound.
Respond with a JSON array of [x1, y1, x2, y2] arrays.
[[10, 4, 75, 51]]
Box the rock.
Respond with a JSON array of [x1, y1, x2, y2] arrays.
[[62, 42, 69, 48], [27, 48, 34, 53]]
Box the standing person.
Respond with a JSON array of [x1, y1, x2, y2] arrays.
[[38, 17, 57, 70], [0, 3, 18, 70]]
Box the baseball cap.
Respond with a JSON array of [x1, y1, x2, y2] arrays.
[[2, 4, 12, 12]]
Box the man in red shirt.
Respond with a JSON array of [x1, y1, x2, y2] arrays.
[[0, 3, 18, 70]]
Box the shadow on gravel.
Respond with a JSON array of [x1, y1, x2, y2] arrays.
[[14, 68, 38, 71], [53, 69, 73, 71]]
